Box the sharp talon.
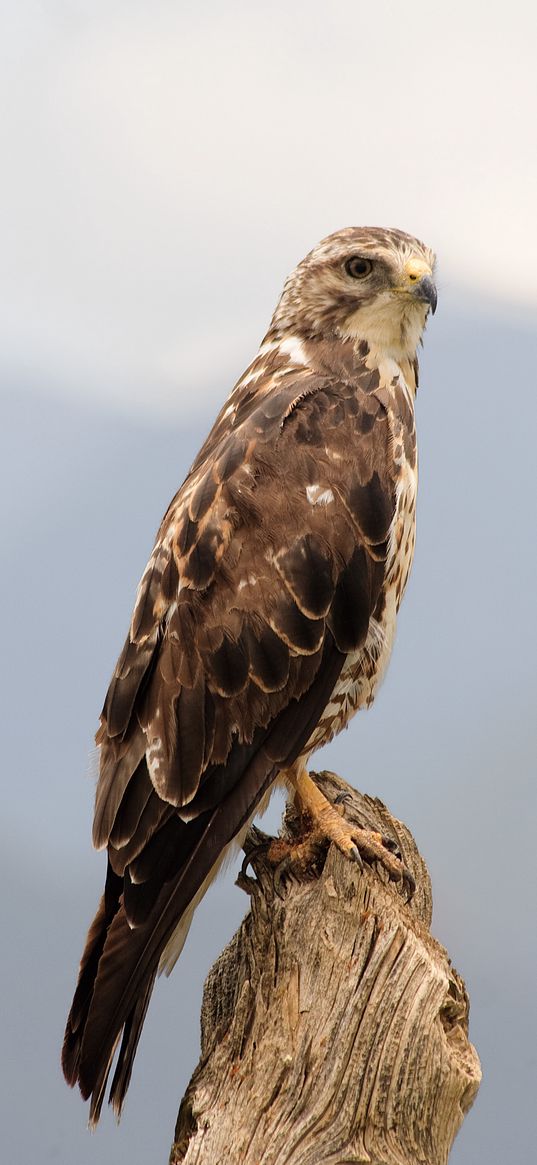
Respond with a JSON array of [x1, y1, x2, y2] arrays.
[[349, 844, 364, 869], [403, 868, 416, 899], [239, 839, 270, 882], [273, 859, 289, 899], [381, 834, 400, 855], [334, 791, 353, 806], [237, 851, 259, 895], [240, 850, 254, 881]]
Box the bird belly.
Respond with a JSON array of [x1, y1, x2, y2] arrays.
[[302, 587, 398, 754], [385, 458, 417, 611]]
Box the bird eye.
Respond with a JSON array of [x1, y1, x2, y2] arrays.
[[345, 256, 373, 280]]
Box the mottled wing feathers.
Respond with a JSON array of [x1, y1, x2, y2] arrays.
[[64, 627, 346, 1123], [65, 349, 398, 1120], [95, 359, 394, 835]]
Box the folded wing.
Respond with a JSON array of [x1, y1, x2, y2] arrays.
[[62, 360, 396, 1122]]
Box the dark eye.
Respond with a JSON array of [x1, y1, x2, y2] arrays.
[[345, 256, 373, 280]]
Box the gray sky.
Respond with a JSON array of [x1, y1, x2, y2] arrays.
[[1, 3, 536, 1164], [1, 0, 536, 414]]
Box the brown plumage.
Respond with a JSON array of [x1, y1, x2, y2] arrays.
[[62, 226, 436, 1124]]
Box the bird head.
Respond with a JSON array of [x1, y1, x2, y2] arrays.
[[270, 227, 437, 362]]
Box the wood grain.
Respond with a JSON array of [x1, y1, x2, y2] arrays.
[[170, 771, 480, 1165]]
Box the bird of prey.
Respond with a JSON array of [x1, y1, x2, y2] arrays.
[[62, 226, 437, 1124]]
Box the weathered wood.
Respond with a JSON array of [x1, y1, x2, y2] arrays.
[[170, 771, 480, 1165]]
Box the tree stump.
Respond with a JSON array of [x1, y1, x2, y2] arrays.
[[169, 771, 481, 1165]]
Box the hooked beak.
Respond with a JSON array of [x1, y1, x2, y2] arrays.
[[414, 274, 437, 315], [402, 258, 438, 315]]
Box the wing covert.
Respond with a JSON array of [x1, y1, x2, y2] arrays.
[[93, 365, 396, 869]]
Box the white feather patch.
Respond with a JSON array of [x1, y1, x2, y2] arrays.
[[306, 484, 334, 506]]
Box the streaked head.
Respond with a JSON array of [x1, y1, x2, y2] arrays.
[[271, 226, 437, 359]]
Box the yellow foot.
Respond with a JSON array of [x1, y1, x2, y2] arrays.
[[287, 766, 415, 895]]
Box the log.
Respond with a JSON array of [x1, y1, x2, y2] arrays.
[[169, 770, 481, 1165]]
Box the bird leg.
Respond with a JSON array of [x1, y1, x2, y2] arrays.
[[274, 763, 414, 892]]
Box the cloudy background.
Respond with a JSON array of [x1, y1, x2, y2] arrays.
[[2, 2, 536, 1162]]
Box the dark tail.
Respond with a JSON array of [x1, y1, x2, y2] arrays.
[[62, 635, 345, 1122], [62, 756, 278, 1125]]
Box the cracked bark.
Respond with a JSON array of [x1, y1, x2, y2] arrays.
[[169, 771, 481, 1165]]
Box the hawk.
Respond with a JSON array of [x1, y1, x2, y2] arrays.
[[62, 226, 437, 1124]]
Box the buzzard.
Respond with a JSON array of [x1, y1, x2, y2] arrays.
[[62, 226, 437, 1124]]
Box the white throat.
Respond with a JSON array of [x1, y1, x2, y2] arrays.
[[341, 293, 428, 366]]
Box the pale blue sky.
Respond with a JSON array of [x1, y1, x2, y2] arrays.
[[1, 3, 536, 1163]]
